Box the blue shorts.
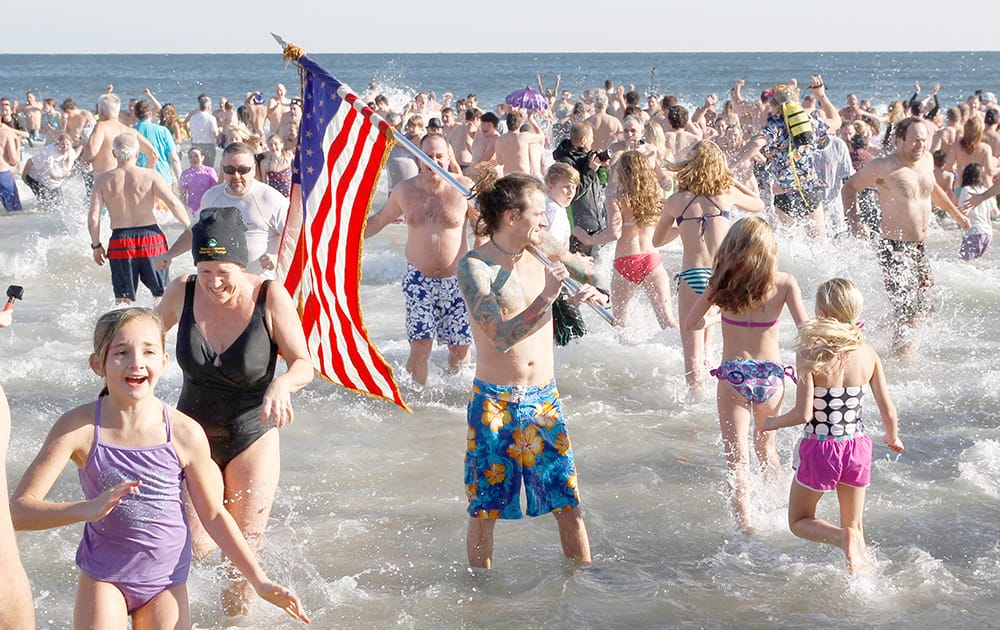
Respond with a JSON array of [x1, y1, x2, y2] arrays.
[[108, 225, 170, 301], [403, 264, 472, 346], [464, 379, 582, 519], [0, 170, 22, 211]]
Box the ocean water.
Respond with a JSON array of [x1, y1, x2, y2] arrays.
[[1, 52, 1000, 629], [2, 50, 1000, 116]]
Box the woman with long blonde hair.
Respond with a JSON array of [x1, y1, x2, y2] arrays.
[[654, 141, 764, 394], [574, 150, 678, 328]]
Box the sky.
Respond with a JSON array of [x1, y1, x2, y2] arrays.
[[8, 1, 1000, 54]]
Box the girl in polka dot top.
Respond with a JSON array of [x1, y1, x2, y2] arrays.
[[761, 277, 903, 574]]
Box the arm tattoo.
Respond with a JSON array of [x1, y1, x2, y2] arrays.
[[457, 256, 554, 353]]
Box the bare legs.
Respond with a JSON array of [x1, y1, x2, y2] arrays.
[[716, 381, 783, 533], [611, 265, 678, 330], [406, 339, 433, 385], [184, 429, 280, 617], [74, 574, 190, 630], [677, 281, 710, 394], [788, 481, 869, 573], [406, 340, 471, 385], [466, 507, 592, 569]]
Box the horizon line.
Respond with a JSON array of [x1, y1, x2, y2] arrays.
[[2, 49, 998, 56]]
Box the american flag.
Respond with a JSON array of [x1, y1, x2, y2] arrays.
[[278, 55, 410, 412]]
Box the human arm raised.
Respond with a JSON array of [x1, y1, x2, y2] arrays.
[[809, 74, 841, 133], [142, 88, 163, 116]]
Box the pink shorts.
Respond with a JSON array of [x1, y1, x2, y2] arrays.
[[793, 433, 872, 492]]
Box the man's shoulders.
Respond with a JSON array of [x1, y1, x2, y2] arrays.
[[458, 248, 489, 272]]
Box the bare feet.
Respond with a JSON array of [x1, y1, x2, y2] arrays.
[[842, 526, 869, 574]]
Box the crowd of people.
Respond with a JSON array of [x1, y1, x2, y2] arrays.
[[358, 71, 993, 576], [0, 69, 997, 627]]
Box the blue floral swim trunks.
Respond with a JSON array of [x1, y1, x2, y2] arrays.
[[402, 264, 473, 346], [464, 379, 581, 519]]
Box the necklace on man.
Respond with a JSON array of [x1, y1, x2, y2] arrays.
[[492, 239, 523, 261]]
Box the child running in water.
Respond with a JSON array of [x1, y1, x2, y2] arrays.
[[685, 216, 808, 532], [761, 278, 903, 573], [11, 308, 309, 627], [956, 162, 998, 260]]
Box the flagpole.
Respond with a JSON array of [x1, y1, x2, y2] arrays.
[[272, 34, 619, 328]]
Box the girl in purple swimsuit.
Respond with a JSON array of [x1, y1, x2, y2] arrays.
[[10, 308, 309, 627], [762, 278, 903, 573], [684, 216, 808, 533]]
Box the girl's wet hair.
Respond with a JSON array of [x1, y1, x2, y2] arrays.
[[613, 151, 663, 228], [669, 140, 730, 197], [470, 169, 545, 236], [707, 216, 777, 313], [93, 307, 165, 396], [797, 278, 865, 377]]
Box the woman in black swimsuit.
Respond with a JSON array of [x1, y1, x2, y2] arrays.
[[156, 207, 312, 617]]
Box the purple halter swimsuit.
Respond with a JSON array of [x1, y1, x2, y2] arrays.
[[75, 397, 192, 614]]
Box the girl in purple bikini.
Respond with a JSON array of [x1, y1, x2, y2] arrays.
[[10, 308, 309, 627], [685, 216, 808, 533]]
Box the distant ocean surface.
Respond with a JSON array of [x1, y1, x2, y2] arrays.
[[2, 51, 1000, 113], [2, 51, 1000, 629]]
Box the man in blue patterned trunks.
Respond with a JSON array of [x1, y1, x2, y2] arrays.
[[457, 172, 609, 569], [364, 134, 479, 385]]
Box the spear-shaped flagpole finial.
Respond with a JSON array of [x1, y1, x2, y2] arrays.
[[271, 33, 304, 63]]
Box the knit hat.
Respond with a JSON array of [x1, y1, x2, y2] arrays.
[[191, 207, 249, 267]]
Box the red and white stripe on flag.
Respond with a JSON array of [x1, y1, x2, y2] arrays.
[[277, 55, 410, 412]]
